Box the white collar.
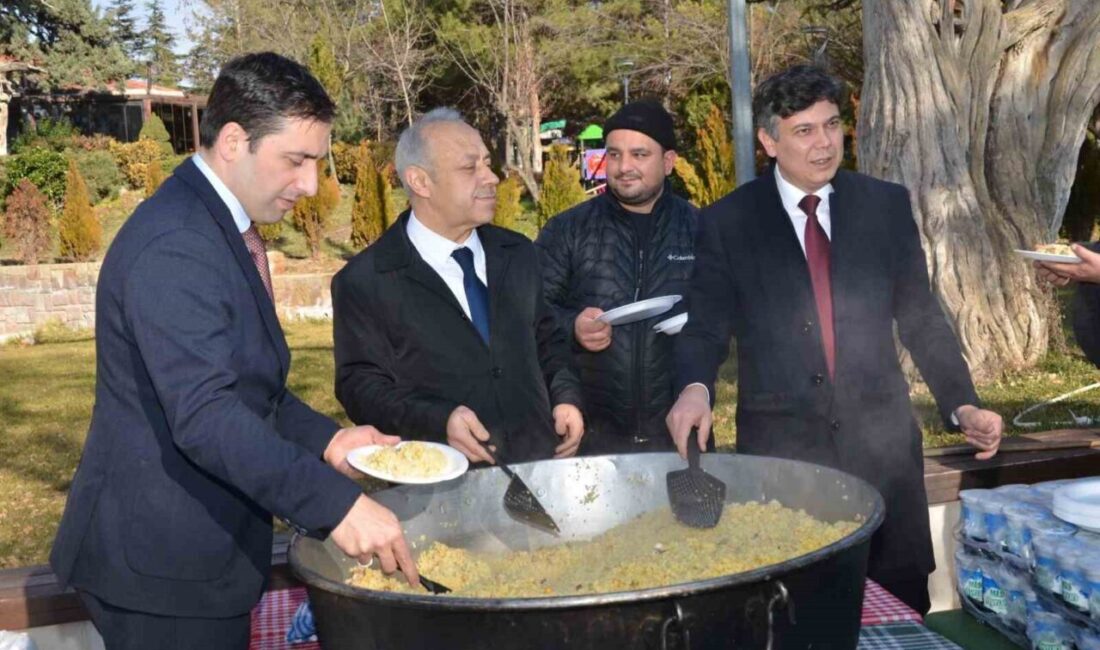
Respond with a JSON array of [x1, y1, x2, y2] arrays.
[[405, 211, 484, 266], [774, 164, 834, 217], [192, 152, 252, 234]]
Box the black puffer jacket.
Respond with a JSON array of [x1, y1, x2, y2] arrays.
[[535, 184, 698, 453]]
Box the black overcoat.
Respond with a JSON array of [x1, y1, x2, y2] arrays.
[[676, 168, 980, 584], [333, 212, 582, 462]]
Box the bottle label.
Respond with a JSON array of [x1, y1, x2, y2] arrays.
[[984, 587, 1007, 615], [964, 575, 983, 601]]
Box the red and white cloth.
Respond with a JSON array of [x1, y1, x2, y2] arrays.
[[249, 579, 922, 650], [249, 586, 318, 650], [861, 579, 924, 626]]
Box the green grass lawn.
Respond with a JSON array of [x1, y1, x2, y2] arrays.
[[3, 316, 1099, 569]]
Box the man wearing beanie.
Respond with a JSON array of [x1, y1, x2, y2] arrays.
[[535, 100, 699, 454]]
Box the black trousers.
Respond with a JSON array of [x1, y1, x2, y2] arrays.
[[78, 590, 251, 650]]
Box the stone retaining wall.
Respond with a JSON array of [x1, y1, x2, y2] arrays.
[[0, 263, 101, 342], [0, 259, 336, 342]]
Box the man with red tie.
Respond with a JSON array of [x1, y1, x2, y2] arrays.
[[666, 65, 1003, 614]]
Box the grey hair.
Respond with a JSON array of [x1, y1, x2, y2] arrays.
[[395, 107, 468, 190]]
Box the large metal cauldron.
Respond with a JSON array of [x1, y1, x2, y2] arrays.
[[290, 453, 884, 650]]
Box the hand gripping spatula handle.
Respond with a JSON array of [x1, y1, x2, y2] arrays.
[[666, 428, 726, 528], [476, 435, 561, 534]]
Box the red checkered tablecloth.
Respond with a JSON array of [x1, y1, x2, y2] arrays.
[[860, 579, 924, 626], [250, 579, 922, 649], [250, 586, 319, 650]]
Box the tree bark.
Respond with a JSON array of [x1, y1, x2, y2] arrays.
[[859, 0, 1100, 380], [0, 95, 9, 158]]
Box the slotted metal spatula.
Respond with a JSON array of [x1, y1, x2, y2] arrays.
[[477, 437, 560, 534], [666, 428, 726, 528]]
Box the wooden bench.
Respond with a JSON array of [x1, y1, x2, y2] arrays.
[[3, 430, 1096, 632]]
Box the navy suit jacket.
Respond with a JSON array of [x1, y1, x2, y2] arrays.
[[676, 168, 979, 582], [50, 159, 362, 617]]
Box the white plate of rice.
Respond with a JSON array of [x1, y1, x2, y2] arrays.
[[348, 441, 469, 484], [1014, 243, 1082, 264]]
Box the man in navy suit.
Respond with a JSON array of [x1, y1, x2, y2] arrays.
[[666, 65, 1003, 614], [50, 53, 417, 649]]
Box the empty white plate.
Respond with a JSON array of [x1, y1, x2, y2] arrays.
[[597, 295, 681, 326], [653, 312, 688, 335]]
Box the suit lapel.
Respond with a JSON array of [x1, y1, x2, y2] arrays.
[[756, 174, 817, 313], [378, 212, 491, 347], [406, 256, 470, 318], [174, 160, 290, 379], [827, 171, 856, 378], [753, 171, 836, 382], [480, 226, 515, 342]]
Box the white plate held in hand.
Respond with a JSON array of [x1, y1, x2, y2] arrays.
[[653, 313, 688, 335], [347, 441, 469, 485], [596, 295, 681, 326], [1014, 249, 1082, 264]]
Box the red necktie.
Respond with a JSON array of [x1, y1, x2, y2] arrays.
[[799, 194, 834, 379], [242, 225, 274, 301]]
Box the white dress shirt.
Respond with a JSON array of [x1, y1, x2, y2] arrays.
[[774, 164, 834, 257], [192, 153, 252, 234], [684, 167, 837, 404], [406, 212, 488, 320]]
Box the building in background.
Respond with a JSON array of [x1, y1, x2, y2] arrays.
[[8, 79, 206, 154]]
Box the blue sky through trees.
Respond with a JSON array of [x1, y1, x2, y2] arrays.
[[91, 0, 193, 55]]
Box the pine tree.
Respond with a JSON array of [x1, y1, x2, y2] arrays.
[[351, 143, 386, 248], [695, 105, 734, 203], [673, 106, 735, 208], [143, 0, 181, 87], [58, 159, 102, 262], [536, 145, 586, 228], [106, 0, 143, 59], [3, 179, 53, 265], [143, 161, 166, 198], [307, 34, 343, 101], [257, 222, 284, 242], [140, 113, 174, 156], [493, 173, 523, 231], [378, 162, 397, 229], [672, 157, 706, 207], [291, 165, 340, 258]]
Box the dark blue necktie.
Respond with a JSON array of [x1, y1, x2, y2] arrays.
[[451, 247, 490, 344]]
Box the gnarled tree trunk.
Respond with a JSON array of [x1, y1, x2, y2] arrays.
[[859, 0, 1100, 380]]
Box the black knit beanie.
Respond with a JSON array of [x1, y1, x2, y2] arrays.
[[603, 100, 677, 151]]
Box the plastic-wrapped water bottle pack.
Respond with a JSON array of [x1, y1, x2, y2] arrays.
[[955, 479, 1100, 649]]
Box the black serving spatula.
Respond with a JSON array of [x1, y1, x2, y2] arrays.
[[362, 557, 452, 594], [666, 428, 726, 528], [419, 574, 452, 594], [477, 437, 561, 535]]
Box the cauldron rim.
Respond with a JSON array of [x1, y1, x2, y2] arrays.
[[289, 453, 885, 611]]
